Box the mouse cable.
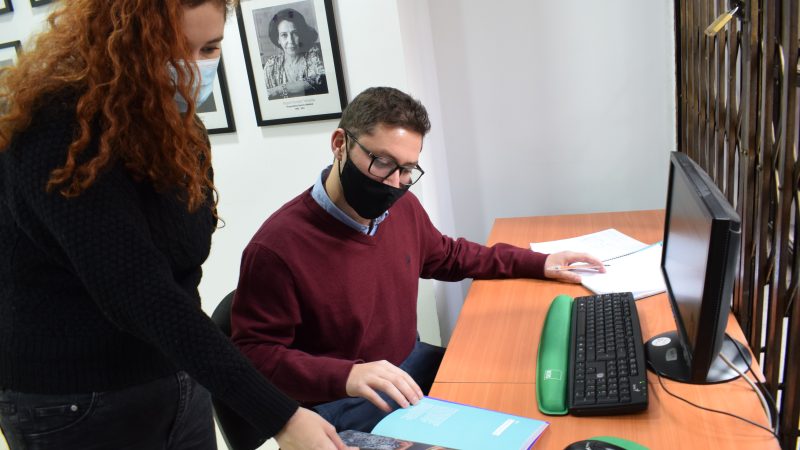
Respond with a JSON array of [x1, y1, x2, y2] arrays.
[[718, 352, 772, 432], [648, 362, 779, 439], [728, 335, 780, 436]]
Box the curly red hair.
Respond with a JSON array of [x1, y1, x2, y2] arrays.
[[0, 0, 234, 211]]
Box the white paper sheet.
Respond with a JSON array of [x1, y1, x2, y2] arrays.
[[531, 229, 665, 300]]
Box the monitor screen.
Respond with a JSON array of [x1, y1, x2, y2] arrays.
[[646, 151, 748, 384]]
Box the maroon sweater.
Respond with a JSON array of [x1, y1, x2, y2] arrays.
[[231, 189, 547, 405]]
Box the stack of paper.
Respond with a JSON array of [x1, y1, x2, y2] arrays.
[[530, 228, 666, 300]]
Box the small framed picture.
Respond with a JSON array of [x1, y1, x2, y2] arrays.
[[0, 0, 13, 15], [29, 0, 52, 6], [236, 0, 347, 126], [0, 41, 22, 69], [197, 57, 236, 134]]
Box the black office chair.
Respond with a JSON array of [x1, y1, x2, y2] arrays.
[[211, 289, 269, 450]]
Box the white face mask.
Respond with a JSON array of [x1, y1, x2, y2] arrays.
[[169, 57, 220, 112]]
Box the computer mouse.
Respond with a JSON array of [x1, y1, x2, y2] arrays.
[[563, 436, 648, 450], [564, 440, 626, 450]]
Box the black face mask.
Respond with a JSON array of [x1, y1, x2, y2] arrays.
[[339, 157, 408, 220]]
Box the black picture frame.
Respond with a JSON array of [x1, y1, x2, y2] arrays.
[[0, 40, 22, 69], [29, 0, 52, 6], [236, 0, 347, 126], [197, 57, 237, 135], [0, 0, 13, 15]]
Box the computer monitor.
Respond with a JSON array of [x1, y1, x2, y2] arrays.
[[645, 151, 751, 384]]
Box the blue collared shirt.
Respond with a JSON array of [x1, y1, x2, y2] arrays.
[[310, 166, 388, 236]]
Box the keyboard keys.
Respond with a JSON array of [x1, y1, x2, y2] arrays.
[[568, 292, 648, 415]]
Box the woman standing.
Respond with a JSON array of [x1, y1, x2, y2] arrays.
[[263, 8, 328, 100], [0, 1, 347, 449]]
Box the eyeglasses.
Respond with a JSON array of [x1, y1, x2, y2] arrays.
[[344, 129, 425, 187]]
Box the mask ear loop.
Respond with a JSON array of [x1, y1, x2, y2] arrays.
[[338, 134, 376, 235], [336, 146, 344, 178], [336, 133, 348, 178]]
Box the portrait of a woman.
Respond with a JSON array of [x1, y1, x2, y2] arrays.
[[263, 7, 328, 100]]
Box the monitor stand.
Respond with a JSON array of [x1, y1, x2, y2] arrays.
[[645, 332, 752, 384]]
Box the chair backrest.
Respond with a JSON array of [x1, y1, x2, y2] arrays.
[[210, 289, 268, 450], [211, 290, 236, 337]]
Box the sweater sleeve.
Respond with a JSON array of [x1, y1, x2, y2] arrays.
[[2, 104, 298, 438], [231, 244, 357, 404], [411, 197, 549, 281]]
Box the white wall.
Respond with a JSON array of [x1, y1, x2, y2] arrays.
[[425, 0, 676, 245], [0, 0, 49, 40]]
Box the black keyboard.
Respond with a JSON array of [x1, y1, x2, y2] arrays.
[[568, 292, 648, 415]]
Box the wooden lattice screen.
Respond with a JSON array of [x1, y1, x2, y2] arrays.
[[675, 0, 799, 448]]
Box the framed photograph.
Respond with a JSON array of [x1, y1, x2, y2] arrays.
[[0, 41, 22, 69], [29, 0, 52, 6], [197, 57, 236, 134], [0, 0, 13, 15], [236, 0, 347, 126]]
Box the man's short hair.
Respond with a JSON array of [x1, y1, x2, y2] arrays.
[[338, 87, 431, 140]]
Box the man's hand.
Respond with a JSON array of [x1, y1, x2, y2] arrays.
[[346, 360, 423, 412], [543, 251, 606, 284], [274, 407, 355, 450]]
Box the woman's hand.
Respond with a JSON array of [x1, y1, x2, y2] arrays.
[[543, 251, 606, 284], [274, 407, 355, 450]]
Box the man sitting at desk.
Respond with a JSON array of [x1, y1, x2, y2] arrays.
[[231, 86, 602, 432]]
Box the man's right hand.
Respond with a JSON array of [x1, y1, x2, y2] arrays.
[[274, 407, 354, 450], [345, 360, 423, 412]]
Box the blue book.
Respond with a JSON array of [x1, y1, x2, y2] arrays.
[[370, 396, 549, 450]]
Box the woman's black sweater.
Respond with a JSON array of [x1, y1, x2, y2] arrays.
[[0, 95, 297, 438]]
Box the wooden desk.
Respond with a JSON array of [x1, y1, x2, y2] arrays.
[[430, 210, 779, 450]]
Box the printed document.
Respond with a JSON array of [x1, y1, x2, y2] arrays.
[[531, 229, 665, 300]]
